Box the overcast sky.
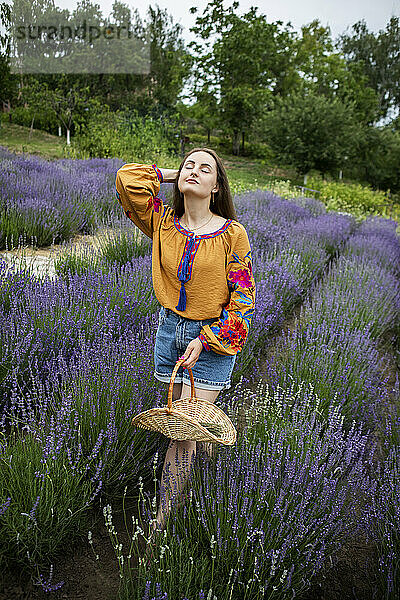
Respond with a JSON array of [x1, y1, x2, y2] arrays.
[[58, 0, 400, 44]]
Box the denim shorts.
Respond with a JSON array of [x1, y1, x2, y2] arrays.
[[154, 306, 237, 390]]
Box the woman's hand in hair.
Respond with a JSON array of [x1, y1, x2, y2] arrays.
[[159, 168, 179, 183], [179, 338, 203, 369]]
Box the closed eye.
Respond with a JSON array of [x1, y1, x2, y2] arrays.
[[185, 166, 210, 173], [184, 162, 211, 172]]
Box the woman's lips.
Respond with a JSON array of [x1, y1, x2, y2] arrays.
[[186, 179, 199, 183]]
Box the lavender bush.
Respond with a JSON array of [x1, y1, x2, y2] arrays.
[[0, 148, 124, 248], [0, 255, 157, 400], [301, 254, 400, 341], [0, 322, 171, 573], [0, 427, 101, 570], [363, 444, 400, 600], [106, 381, 376, 600], [54, 221, 151, 276], [261, 216, 400, 429], [1, 150, 399, 596], [231, 191, 355, 379]]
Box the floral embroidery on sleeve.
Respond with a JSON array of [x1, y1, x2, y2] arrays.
[[199, 230, 256, 356]]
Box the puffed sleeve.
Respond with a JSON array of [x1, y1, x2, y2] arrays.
[[115, 163, 165, 239], [198, 224, 256, 356]]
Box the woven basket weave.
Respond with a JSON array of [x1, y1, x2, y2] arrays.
[[131, 357, 237, 445]]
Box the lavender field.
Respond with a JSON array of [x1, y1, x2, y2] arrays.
[[0, 148, 400, 599]]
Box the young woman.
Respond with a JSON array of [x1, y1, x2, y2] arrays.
[[115, 147, 256, 541]]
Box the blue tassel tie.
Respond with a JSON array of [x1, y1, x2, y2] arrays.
[[176, 281, 187, 311], [176, 236, 196, 311]]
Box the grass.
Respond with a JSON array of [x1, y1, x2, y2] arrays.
[[0, 121, 66, 160]]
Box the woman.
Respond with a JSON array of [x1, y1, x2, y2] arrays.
[[115, 147, 256, 541]]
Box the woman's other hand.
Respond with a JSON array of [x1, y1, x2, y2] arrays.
[[179, 338, 203, 369]]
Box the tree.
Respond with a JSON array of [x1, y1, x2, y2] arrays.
[[22, 78, 92, 144], [186, 84, 221, 143], [261, 90, 361, 180], [290, 20, 380, 125], [356, 126, 400, 192], [337, 17, 400, 122], [142, 5, 193, 116], [188, 0, 295, 155], [0, 2, 18, 120]]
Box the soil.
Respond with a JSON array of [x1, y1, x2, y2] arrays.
[[0, 497, 137, 600]]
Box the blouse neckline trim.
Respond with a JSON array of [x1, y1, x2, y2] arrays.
[[173, 213, 233, 239]]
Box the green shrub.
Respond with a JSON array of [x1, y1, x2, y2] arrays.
[[67, 105, 179, 163], [307, 176, 397, 220], [9, 105, 59, 135], [243, 140, 275, 161], [186, 131, 229, 152]]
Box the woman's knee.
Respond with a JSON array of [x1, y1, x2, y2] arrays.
[[167, 438, 195, 452], [176, 439, 196, 452]]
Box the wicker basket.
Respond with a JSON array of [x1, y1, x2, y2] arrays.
[[131, 357, 237, 445]]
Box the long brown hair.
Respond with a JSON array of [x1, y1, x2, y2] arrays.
[[172, 147, 238, 221]]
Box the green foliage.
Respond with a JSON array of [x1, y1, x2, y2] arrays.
[[242, 140, 275, 161], [291, 21, 380, 125], [187, 132, 229, 153], [261, 89, 362, 177], [9, 104, 59, 134], [306, 175, 394, 218], [337, 16, 400, 122], [68, 104, 178, 162], [189, 0, 290, 154], [355, 126, 400, 193], [145, 5, 194, 112]]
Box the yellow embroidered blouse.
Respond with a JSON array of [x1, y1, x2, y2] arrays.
[[115, 162, 256, 356]]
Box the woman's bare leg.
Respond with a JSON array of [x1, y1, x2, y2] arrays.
[[154, 383, 221, 532]]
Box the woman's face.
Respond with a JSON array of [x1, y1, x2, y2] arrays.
[[178, 151, 219, 199]]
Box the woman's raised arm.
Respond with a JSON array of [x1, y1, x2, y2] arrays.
[[115, 163, 177, 239]]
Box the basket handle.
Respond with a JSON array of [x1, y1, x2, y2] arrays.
[[167, 357, 195, 412]]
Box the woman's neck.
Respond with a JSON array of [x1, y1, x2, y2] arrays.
[[181, 205, 214, 229]]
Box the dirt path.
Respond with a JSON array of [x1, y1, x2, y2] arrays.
[[0, 228, 119, 279]]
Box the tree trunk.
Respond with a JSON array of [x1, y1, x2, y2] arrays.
[[66, 129, 70, 145], [241, 130, 245, 154], [58, 125, 62, 137], [28, 116, 35, 139], [232, 129, 240, 156], [180, 129, 185, 157], [207, 129, 211, 143]]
